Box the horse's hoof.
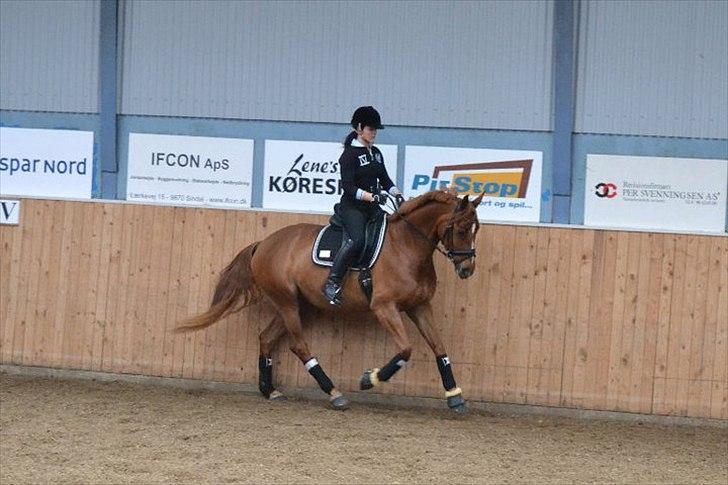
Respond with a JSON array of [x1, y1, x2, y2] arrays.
[[359, 368, 379, 390], [360, 370, 374, 390], [268, 390, 287, 401], [450, 402, 468, 415], [329, 395, 349, 410], [447, 394, 467, 414]]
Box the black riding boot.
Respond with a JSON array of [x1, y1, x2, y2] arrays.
[[322, 237, 357, 307]]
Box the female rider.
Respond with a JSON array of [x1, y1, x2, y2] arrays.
[[322, 106, 405, 307]]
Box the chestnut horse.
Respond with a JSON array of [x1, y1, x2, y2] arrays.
[[177, 190, 483, 412]]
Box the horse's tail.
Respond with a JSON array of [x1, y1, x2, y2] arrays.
[[175, 242, 262, 333]]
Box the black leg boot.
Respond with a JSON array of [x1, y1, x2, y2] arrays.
[[322, 237, 356, 307]]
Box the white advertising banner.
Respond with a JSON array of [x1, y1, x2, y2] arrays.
[[0, 127, 94, 199], [263, 140, 398, 212], [126, 133, 253, 208], [584, 154, 727, 233], [404, 146, 543, 222]]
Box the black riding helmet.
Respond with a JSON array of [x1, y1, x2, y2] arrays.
[[351, 106, 384, 130]]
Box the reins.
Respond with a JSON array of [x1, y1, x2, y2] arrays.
[[391, 197, 477, 264]]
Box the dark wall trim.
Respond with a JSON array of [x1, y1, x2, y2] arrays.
[[551, 0, 576, 223], [99, 0, 118, 199]]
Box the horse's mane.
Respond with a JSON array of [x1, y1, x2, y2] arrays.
[[388, 190, 459, 222]]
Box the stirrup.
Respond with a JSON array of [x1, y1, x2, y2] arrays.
[[324, 292, 343, 307], [322, 281, 343, 307]]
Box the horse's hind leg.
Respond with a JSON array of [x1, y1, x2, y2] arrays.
[[275, 303, 349, 410], [405, 302, 466, 413], [258, 315, 288, 400], [360, 303, 413, 390]]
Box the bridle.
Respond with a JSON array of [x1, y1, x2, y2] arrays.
[[394, 198, 478, 266], [441, 208, 479, 262]]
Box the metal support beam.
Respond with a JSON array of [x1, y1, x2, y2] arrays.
[[99, 0, 118, 199], [552, 0, 576, 223]]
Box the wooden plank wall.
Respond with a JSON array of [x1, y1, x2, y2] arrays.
[[1, 199, 726, 419]]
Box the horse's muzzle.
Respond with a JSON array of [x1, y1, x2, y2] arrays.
[[456, 261, 474, 279]]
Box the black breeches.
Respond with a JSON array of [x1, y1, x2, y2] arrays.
[[336, 204, 375, 256]]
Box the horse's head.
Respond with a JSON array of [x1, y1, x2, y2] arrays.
[[391, 190, 484, 279], [437, 193, 484, 279]]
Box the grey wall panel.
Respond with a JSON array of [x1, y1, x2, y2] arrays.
[[120, 0, 553, 131], [0, 0, 99, 113], [575, 0, 728, 139]]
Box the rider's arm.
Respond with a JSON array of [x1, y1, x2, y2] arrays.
[[339, 150, 361, 200]]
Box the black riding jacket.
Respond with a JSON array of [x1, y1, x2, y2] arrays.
[[339, 139, 395, 209]]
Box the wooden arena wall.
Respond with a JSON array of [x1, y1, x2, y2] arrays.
[[1, 199, 726, 419]]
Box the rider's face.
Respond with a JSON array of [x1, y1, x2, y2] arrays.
[[356, 125, 377, 146]]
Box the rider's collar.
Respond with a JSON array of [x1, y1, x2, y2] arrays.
[[351, 138, 373, 149]]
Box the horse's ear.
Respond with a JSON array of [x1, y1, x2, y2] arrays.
[[472, 192, 484, 208], [457, 195, 469, 211]]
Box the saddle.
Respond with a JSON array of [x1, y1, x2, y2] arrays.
[[311, 206, 388, 301], [312, 208, 387, 270]]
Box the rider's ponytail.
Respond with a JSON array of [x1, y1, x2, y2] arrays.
[[343, 130, 357, 146]]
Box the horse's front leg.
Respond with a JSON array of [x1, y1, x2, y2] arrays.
[[360, 302, 412, 390], [405, 302, 466, 413]]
